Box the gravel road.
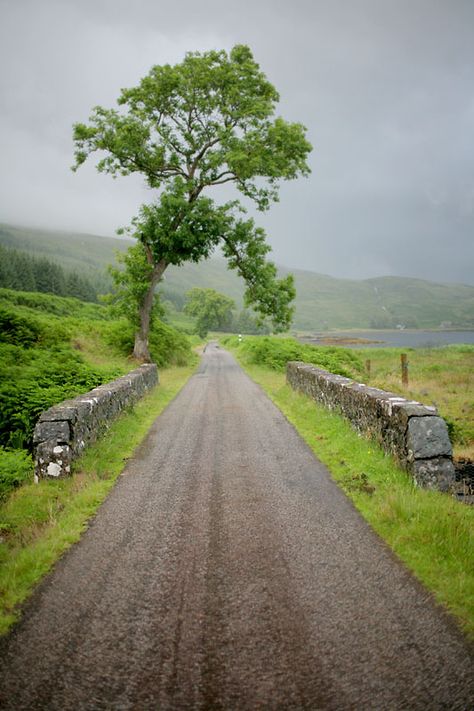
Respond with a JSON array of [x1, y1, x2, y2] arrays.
[[1, 344, 473, 710]]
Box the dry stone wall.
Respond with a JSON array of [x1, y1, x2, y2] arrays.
[[33, 364, 158, 480], [286, 361, 455, 491]]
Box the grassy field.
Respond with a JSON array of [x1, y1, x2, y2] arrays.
[[226, 341, 474, 639], [357, 345, 474, 459]]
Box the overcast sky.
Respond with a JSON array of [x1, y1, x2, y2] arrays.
[[1, 0, 473, 284]]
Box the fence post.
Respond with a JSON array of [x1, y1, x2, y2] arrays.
[[401, 353, 409, 386]]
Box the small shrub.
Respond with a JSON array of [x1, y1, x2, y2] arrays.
[[445, 418, 464, 445], [0, 447, 33, 500], [225, 335, 363, 378], [104, 318, 193, 367], [0, 307, 43, 347], [0, 343, 121, 450]]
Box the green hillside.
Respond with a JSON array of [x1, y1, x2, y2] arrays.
[[281, 269, 474, 330], [0, 224, 129, 293], [1, 223, 473, 330]]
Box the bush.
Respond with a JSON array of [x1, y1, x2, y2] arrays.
[[223, 335, 363, 378], [0, 447, 33, 500], [0, 307, 43, 347], [0, 288, 194, 504], [104, 318, 193, 367], [0, 343, 121, 450]]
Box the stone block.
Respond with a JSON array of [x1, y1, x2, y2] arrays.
[[412, 458, 455, 492], [33, 420, 71, 445], [38, 404, 78, 423], [406, 417, 452, 461], [35, 441, 73, 479]]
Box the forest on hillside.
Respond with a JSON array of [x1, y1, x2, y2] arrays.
[[0, 244, 98, 303]]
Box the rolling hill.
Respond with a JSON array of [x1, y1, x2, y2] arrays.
[[1, 222, 473, 330]]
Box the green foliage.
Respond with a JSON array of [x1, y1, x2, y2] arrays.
[[184, 287, 235, 337], [0, 289, 104, 323], [0, 307, 44, 348], [0, 448, 33, 501], [232, 309, 271, 335], [0, 341, 119, 451], [124, 204, 296, 334], [107, 242, 164, 327], [221, 218, 296, 331], [0, 244, 97, 302], [223, 335, 363, 377], [103, 318, 192, 367], [73, 45, 312, 351], [0, 289, 192, 458], [123, 195, 233, 268], [73, 45, 311, 206]]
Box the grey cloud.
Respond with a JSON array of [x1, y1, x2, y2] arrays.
[[0, 0, 473, 283]]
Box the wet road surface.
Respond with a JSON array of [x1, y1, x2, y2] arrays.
[[0, 344, 473, 709]]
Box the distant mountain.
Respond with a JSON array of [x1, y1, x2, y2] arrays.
[[1, 222, 473, 330], [278, 268, 474, 330]]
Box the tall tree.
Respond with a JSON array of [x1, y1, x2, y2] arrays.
[[73, 45, 312, 361], [107, 242, 165, 328], [184, 287, 235, 338]]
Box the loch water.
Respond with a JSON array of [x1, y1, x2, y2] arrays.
[[302, 330, 474, 349]]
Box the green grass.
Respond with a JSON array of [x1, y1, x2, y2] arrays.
[[228, 346, 474, 639], [0, 288, 194, 494], [359, 345, 474, 459], [0, 363, 196, 635], [221, 334, 363, 378]]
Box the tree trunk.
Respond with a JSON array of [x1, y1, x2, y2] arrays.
[[133, 260, 167, 362]]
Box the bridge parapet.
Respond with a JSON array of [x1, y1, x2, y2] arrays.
[[33, 364, 158, 480], [286, 361, 454, 491]]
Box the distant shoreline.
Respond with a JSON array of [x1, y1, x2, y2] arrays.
[[297, 329, 474, 349]]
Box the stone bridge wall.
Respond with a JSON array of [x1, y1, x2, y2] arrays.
[[33, 364, 158, 480], [286, 361, 454, 491]]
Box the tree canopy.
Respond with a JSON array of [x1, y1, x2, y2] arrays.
[[184, 287, 235, 338], [73, 45, 312, 360]]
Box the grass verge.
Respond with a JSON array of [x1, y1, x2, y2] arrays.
[[356, 345, 474, 459], [233, 354, 474, 640], [0, 363, 196, 635]]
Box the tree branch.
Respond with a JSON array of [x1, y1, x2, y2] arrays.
[[190, 136, 222, 176], [207, 174, 237, 186]]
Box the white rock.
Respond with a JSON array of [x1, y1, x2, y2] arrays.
[[46, 462, 62, 477]]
